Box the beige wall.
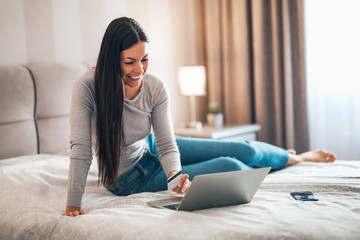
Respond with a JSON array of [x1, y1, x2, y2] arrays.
[[0, 0, 200, 125]]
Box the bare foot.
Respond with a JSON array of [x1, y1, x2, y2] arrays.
[[287, 149, 336, 166]]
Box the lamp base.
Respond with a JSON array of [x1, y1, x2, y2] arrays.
[[186, 121, 202, 130]]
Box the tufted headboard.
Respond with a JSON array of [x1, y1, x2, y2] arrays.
[[0, 62, 88, 160]]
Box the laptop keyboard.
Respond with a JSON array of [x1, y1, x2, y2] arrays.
[[163, 203, 180, 210]]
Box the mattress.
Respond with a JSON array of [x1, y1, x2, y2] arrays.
[[0, 154, 359, 239]]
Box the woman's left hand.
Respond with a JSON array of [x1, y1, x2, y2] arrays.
[[168, 172, 191, 194]]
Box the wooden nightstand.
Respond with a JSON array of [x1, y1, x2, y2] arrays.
[[174, 124, 261, 141]]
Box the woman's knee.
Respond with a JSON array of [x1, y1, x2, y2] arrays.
[[236, 141, 264, 165], [217, 157, 251, 172], [183, 157, 252, 179], [241, 141, 257, 157]]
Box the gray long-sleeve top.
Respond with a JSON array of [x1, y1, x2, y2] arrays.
[[66, 69, 181, 207]]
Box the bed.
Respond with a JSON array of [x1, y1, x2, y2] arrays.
[[1, 63, 359, 239]]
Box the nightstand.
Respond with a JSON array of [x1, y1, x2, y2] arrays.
[[174, 124, 261, 141]]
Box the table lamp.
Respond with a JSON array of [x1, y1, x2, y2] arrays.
[[178, 66, 206, 130]]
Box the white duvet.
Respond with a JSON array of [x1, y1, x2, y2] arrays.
[[0, 154, 359, 240]]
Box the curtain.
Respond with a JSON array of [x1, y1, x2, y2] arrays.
[[304, 0, 360, 160], [196, 0, 309, 152]]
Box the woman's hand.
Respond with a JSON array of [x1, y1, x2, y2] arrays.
[[168, 171, 191, 194], [62, 206, 86, 217]]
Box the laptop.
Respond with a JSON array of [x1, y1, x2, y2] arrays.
[[147, 167, 271, 211]]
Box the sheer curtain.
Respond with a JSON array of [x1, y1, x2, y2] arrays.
[[196, 0, 309, 152], [304, 0, 360, 160]]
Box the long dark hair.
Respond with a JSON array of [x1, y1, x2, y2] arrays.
[[95, 17, 149, 187]]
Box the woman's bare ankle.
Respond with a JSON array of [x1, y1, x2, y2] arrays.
[[287, 154, 301, 166]]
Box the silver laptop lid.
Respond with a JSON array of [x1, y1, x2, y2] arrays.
[[178, 167, 271, 211]]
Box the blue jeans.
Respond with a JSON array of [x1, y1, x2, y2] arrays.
[[108, 134, 289, 196]]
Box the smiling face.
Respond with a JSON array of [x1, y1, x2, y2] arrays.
[[120, 41, 149, 99]]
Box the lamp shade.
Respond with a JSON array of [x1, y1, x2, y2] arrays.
[[178, 66, 206, 96]]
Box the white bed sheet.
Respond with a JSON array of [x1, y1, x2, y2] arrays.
[[0, 154, 359, 240]]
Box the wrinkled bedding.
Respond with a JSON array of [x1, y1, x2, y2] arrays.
[[0, 154, 359, 240]]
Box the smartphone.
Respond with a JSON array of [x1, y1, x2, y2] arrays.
[[290, 191, 319, 201]]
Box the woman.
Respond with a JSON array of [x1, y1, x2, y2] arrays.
[[63, 17, 336, 217]]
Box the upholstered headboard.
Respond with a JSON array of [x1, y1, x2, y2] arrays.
[[0, 62, 88, 160]]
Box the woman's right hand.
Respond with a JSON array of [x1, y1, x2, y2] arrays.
[[62, 206, 86, 217], [171, 174, 191, 194]]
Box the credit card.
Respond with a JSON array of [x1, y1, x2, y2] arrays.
[[167, 170, 182, 191]]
